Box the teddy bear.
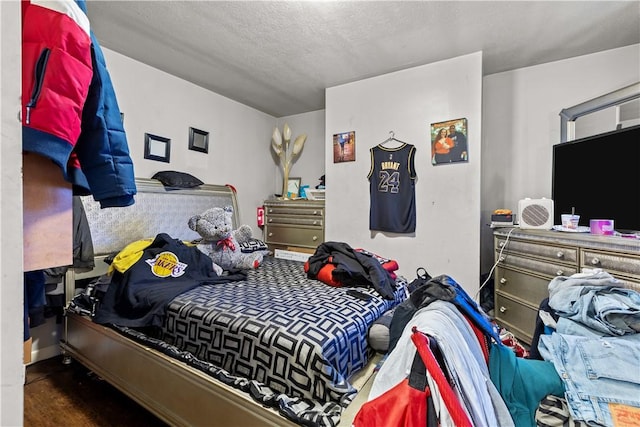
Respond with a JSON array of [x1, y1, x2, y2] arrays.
[[188, 206, 268, 272]]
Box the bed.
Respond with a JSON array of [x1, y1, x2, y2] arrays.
[[61, 178, 406, 427]]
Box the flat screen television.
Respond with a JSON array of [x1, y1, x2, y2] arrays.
[[552, 125, 640, 233]]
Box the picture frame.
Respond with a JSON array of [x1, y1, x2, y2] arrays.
[[287, 177, 301, 197], [144, 133, 171, 163], [430, 117, 468, 166], [332, 131, 356, 163], [188, 127, 209, 153]]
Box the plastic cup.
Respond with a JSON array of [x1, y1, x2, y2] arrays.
[[561, 214, 580, 229]]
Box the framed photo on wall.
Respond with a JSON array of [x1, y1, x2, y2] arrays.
[[430, 118, 468, 165], [144, 133, 171, 163], [188, 127, 209, 153], [333, 131, 355, 163]]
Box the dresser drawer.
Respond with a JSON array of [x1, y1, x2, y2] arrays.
[[263, 200, 325, 250], [581, 249, 640, 282], [494, 293, 538, 344], [266, 215, 323, 228], [496, 237, 577, 264], [497, 250, 578, 278], [495, 267, 550, 309], [265, 225, 323, 248], [265, 206, 324, 217]]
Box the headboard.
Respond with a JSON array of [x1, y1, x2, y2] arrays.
[[81, 178, 239, 256], [65, 178, 239, 302]]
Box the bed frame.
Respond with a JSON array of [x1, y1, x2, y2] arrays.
[[60, 178, 302, 426]]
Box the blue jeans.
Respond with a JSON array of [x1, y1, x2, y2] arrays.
[[548, 270, 640, 335], [556, 317, 640, 343], [539, 332, 640, 426]]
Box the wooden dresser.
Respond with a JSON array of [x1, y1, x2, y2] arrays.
[[263, 199, 325, 251], [493, 227, 640, 344]]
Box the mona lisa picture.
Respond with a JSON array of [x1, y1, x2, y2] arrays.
[[430, 118, 468, 165]]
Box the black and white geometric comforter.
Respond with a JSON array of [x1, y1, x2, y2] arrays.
[[156, 256, 407, 424]]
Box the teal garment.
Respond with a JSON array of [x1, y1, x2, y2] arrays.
[[489, 342, 565, 427]]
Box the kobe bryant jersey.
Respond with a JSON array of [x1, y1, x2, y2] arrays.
[[368, 143, 417, 233]]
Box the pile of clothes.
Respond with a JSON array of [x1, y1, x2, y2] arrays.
[[356, 274, 566, 427], [531, 269, 640, 427], [304, 241, 399, 299]]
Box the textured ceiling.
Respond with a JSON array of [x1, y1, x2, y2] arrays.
[[85, 1, 640, 117]]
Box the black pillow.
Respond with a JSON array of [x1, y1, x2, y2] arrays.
[[152, 171, 204, 188]]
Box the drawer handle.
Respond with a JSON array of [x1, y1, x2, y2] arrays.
[[499, 306, 507, 313], [268, 218, 272, 223], [556, 270, 564, 276], [313, 210, 318, 215], [499, 242, 505, 248], [591, 258, 600, 265], [268, 232, 273, 237], [556, 251, 564, 259], [498, 256, 505, 262], [312, 236, 318, 241], [268, 209, 273, 213], [499, 278, 507, 285], [313, 220, 318, 225]]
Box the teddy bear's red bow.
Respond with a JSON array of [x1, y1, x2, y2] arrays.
[[216, 237, 236, 251]]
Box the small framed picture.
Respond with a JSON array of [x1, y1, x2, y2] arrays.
[[430, 118, 468, 165], [287, 177, 301, 197], [144, 133, 171, 163], [188, 127, 209, 153], [333, 131, 355, 163]]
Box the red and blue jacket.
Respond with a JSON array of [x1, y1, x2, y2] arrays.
[[22, 0, 136, 208]]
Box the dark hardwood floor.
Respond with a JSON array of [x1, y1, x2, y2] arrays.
[[24, 355, 167, 427]]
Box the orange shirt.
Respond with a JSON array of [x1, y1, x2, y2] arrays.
[[433, 137, 454, 154]]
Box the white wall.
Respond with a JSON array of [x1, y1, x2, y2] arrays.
[[0, 2, 25, 425], [480, 44, 640, 273], [275, 110, 325, 196], [102, 49, 278, 235], [325, 52, 483, 295]]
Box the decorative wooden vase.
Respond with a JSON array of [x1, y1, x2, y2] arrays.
[[271, 123, 307, 198]]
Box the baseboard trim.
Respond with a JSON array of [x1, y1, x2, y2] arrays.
[[29, 343, 61, 365]]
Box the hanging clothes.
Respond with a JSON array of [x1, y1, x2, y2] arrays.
[[22, 0, 136, 208], [368, 143, 417, 233], [24, 270, 47, 341]]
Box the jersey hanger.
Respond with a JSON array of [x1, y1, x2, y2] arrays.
[[380, 130, 407, 147]]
